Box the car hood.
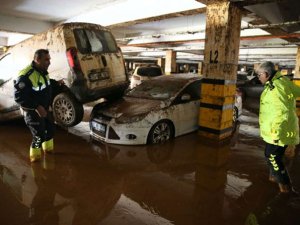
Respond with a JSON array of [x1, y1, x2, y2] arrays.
[[96, 97, 167, 123]]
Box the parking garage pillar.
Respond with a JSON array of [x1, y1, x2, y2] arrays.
[[295, 47, 300, 78], [165, 50, 176, 75], [293, 46, 300, 122], [198, 0, 242, 140], [157, 58, 165, 73], [198, 62, 203, 75]]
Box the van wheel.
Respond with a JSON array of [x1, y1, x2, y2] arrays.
[[52, 92, 83, 127]]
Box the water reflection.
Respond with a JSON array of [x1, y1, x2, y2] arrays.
[[0, 120, 299, 225]]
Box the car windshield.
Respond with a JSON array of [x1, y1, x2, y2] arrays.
[[127, 79, 187, 100], [136, 67, 162, 77], [74, 28, 118, 54]]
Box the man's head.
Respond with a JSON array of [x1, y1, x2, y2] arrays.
[[33, 49, 51, 71], [256, 61, 276, 84]]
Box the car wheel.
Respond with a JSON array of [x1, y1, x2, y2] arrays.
[[233, 106, 238, 123], [52, 92, 83, 127], [147, 120, 174, 144]]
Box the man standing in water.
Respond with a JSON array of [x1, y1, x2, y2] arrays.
[[14, 49, 63, 162], [257, 61, 300, 195]]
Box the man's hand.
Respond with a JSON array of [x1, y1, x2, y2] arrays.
[[35, 105, 47, 117]]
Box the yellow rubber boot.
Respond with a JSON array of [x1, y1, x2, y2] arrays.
[[30, 147, 42, 162], [42, 139, 54, 153]]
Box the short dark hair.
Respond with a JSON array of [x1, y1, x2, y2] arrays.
[[34, 49, 49, 60]]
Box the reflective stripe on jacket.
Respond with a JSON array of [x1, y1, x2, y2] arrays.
[[259, 71, 300, 146], [14, 63, 52, 110]]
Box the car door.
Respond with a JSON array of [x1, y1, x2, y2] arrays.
[[170, 80, 201, 136]]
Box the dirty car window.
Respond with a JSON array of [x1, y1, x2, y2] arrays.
[[137, 67, 162, 77], [127, 80, 186, 100], [74, 29, 118, 54]]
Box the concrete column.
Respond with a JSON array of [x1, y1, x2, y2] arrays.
[[157, 58, 165, 73], [295, 46, 300, 78], [184, 64, 190, 73], [199, 0, 242, 140], [165, 50, 176, 75], [198, 62, 203, 76], [293, 47, 300, 123], [125, 61, 130, 73], [253, 63, 260, 72]]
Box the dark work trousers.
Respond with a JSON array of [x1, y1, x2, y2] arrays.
[[264, 143, 290, 185], [24, 110, 55, 149]]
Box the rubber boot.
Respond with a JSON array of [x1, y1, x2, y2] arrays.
[[30, 147, 42, 162], [42, 138, 54, 154]]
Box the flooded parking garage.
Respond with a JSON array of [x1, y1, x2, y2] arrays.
[[1, 107, 300, 225]]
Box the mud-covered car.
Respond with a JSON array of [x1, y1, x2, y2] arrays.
[[90, 74, 242, 145], [0, 22, 128, 127]]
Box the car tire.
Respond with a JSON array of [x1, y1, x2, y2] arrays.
[[147, 120, 174, 144], [233, 106, 238, 124], [52, 92, 84, 127]]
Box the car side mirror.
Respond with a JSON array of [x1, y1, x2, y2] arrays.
[[181, 94, 191, 101]]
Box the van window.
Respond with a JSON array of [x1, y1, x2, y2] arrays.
[[0, 54, 14, 85], [74, 29, 118, 54]]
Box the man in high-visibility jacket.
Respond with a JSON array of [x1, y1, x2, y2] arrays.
[[14, 49, 63, 162], [257, 61, 300, 195]]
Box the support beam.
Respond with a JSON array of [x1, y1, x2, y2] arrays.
[[199, 0, 242, 140], [108, 8, 206, 29], [0, 14, 53, 34]]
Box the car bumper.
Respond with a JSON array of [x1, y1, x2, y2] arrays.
[[90, 118, 149, 145]]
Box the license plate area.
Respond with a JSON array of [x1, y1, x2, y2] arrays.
[[92, 121, 107, 136]]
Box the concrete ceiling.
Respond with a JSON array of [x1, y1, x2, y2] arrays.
[[0, 0, 299, 67]]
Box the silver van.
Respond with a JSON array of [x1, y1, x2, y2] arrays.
[[0, 22, 129, 127]]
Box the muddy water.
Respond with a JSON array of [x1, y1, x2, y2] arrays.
[[0, 110, 300, 225]]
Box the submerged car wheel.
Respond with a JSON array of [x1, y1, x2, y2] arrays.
[[147, 120, 174, 144], [233, 106, 238, 123], [52, 92, 84, 127]]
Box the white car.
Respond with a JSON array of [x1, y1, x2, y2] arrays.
[[130, 65, 163, 89], [90, 74, 242, 145]]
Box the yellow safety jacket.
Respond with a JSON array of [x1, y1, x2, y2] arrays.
[[14, 62, 52, 110], [259, 71, 300, 146]]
